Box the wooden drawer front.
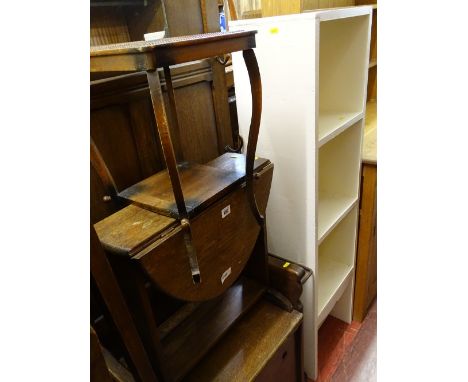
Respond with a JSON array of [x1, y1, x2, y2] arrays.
[[256, 333, 297, 382]]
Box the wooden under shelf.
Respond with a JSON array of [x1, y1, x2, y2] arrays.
[[318, 110, 363, 147], [317, 256, 353, 326], [186, 299, 302, 381], [119, 153, 270, 219], [318, 195, 358, 244], [161, 276, 265, 381]]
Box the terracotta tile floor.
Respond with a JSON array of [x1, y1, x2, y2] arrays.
[[309, 299, 377, 382]]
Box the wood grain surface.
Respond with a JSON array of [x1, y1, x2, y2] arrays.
[[186, 299, 303, 381], [90, 31, 257, 72], [162, 277, 265, 381]]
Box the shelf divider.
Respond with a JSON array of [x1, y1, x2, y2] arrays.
[[318, 196, 358, 244], [318, 110, 363, 147]]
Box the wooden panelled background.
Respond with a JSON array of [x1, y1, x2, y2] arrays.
[[303, 0, 355, 9], [90, 0, 234, 225], [229, 0, 356, 19]]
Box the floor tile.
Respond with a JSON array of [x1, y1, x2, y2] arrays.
[[308, 299, 377, 382]]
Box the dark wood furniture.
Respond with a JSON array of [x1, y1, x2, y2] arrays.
[[90, 29, 299, 381], [90, 4, 308, 382], [186, 300, 304, 382], [353, 101, 377, 322], [91, 29, 268, 295], [353, 162, 377, 322], [354, 0, 377, 314], [268, 254, 312, 312]]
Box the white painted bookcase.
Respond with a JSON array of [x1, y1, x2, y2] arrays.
[[231, 7, 372, 379]]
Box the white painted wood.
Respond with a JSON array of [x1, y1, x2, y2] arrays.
[[318, 110, 363, 147], [232, 15, 318, 270], [319, 15, 370, 117], [331, 273, 355, 323], [231, 7, 372, 379], [318, 119, 363, 240], [320, 204, 358, 267], [318, 205, 359, 325], [317, 257, 353, 326], [318, 195, 357, 243]]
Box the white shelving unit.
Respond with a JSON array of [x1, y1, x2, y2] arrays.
[[231, 7, 372, 379]]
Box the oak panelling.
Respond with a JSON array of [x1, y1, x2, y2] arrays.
[[175, 82, 220, 163], [91, 106, 143, 192], [261, 0, 301, 17], [162, 0, 234, 153], [90, 2, 247, 376], [127, 97, 166, 178], [314, 0, 356, 10], [125, 0, 167, 41], [164, 0, 219, 37], [211, 60, 234, 151], [91, 70, 229, 222], [90, 62, 212, 109], [91, 7, 131, 46], [261, 0, 356, 15]]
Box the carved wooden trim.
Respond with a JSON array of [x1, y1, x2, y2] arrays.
[[91, 62, 213, 110]]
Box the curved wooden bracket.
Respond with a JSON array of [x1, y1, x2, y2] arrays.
[[243, 48, 264, 225]]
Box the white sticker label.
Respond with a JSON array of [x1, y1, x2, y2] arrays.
[[221, 205, 231, 218], [221, 267, 232, 284]]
